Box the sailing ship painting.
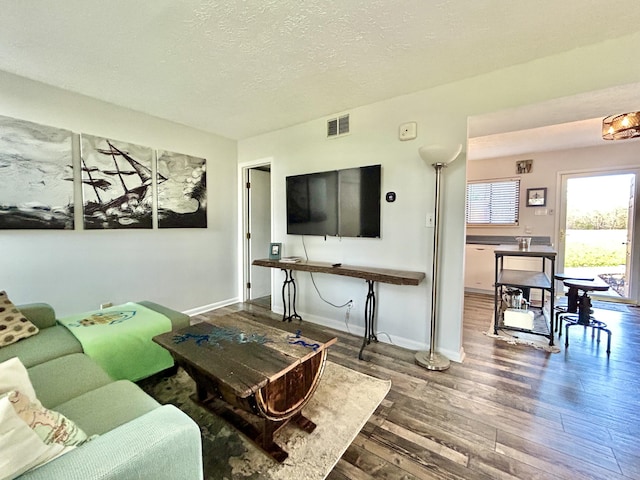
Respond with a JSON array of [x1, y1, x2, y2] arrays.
[[0, 115, 74, 229], [80, 134, 154, 229], [157, 150, 207, 228]]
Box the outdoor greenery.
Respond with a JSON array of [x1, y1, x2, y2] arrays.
[[567, 207, 628, 230], [565, 229, 626, 268]]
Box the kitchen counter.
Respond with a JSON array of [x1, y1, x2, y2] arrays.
[[466, 235, 551, 246]]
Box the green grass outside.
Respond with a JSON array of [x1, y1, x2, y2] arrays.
[[565, 229, 626, 268]]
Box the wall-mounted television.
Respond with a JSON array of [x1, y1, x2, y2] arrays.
[[286, 164, 381, 238]]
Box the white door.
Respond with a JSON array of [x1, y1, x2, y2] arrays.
[[248, 168, 271, 300], [623, 175, 636, 298], [558, 170, 638, 302]]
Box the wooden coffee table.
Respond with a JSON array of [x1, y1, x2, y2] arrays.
[[153, 312, 337, 462]]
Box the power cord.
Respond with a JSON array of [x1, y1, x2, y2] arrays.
[[299, 236, 392, 344], [301, 235, 352, 309]]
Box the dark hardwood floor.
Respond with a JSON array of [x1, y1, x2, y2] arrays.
[[193, 292, 640, 480]]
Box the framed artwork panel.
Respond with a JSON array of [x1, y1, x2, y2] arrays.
[[0, 115, 74, 229], [80, 134, 154, 229], [526, 187, 547, 207], [157, 150, 207, 228]]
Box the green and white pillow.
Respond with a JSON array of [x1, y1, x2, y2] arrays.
[[0, 357, 95, 479], [0, 291, 39, 347]]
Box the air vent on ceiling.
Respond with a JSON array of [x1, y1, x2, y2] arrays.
[[327, 114, 350, 138]]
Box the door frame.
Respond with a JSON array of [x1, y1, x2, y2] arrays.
[[238, 158, 273, 303], [555, 165, 640, 303]]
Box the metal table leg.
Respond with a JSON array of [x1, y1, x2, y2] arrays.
[[281, 269, 302, 322], [359, 280, 378, 360]]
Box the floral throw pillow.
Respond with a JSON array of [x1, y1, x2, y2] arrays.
[[0, 291, 39, 347], [6, 390, 91, 447]]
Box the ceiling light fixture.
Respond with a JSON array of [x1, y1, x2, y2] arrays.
[[602, 111, 640, 140]]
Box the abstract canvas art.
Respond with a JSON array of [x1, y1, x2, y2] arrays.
[[80, 134, 154, 229], [0, 115, 74, 229], [157, 150, 207, 228]]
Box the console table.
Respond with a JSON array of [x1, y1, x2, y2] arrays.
[[252, 258, 425, 360]]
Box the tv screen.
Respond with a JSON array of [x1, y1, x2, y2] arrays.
[[338, 165, 381, 238], [286, 171, 338, 236], [286, 164, 381, 238]]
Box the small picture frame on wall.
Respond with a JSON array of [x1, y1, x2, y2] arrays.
[[526, 187, 547, 207], [516, 159, 533, 174], [269, 242, 282, 260]]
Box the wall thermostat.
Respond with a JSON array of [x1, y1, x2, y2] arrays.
[[399, 122, 417, 141], [385, 192, 396, 202]]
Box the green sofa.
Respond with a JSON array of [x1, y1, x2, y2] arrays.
[[3, 302, 203, 480]]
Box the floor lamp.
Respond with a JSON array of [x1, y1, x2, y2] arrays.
[[415, 143, 463, 371]]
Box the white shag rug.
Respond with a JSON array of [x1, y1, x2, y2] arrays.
[[484, 313, 561, 353], [227, 361, 391, 479]]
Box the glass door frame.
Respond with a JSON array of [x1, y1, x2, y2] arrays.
[[556, 167, 640, 304]]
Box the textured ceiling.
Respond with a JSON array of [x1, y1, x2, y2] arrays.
[[1, 1, 640, 140]]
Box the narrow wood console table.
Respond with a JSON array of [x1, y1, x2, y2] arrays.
[[253, 258, 425, 360]]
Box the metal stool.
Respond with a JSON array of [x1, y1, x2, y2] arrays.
[[559, 278, 612, 356], [553, 273, 593, 335]]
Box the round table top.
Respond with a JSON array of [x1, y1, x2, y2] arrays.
[[554, 273, 594, 281], [563, 278, 610, 292]]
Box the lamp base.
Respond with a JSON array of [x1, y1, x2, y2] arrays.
[[414, 350, 450, 371]]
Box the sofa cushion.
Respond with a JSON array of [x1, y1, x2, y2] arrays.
[[0, 291, 39, 348], [16, 303, 57, 330], [28, 353, 112, 409], [137, 300, 190, 330], [54, 380, 160, 436], [0, 325, 82, 368]]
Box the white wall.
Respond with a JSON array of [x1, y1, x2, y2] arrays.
[[466, 141, 640, 242], [238, 31, 640, 362], [0, 71, 238, 316]]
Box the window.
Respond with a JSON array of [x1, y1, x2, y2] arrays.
[[466, 179, 520, 225]]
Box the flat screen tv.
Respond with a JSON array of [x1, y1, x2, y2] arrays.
[[286, 164, 381, 238]]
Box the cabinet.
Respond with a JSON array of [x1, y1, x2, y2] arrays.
[[465, 245, 542, 299], [493, 245, 556, 345], [464, 245, 495, 292]]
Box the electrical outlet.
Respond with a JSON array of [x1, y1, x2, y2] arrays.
[[399, 122, 417, 141], [426, 214, 434, 227]]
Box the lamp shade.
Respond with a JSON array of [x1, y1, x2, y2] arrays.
[[418, 144, 463, 166], [602, 112, 640, 140]]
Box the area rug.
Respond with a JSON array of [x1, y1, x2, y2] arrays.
[[484, 313, 561, 353], [139, 361, 391, 480]]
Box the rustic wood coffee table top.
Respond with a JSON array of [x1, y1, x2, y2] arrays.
[[153, 312, 337, 399], [153, 311, 338, 462]]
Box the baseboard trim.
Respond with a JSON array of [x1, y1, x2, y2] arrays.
[[271, 307, 464, 363], [183, 297, 241, 316]]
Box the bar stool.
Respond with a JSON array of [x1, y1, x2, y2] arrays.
[[560, 278, 612, 356], [553, 273, 593, 335]]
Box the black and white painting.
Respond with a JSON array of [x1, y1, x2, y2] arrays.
[[156, 150, 207, 228], [0, 115, 74, 229], [80, 134, 153, 229]]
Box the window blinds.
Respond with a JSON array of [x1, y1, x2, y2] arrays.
[[466, 179, 520, 225]]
